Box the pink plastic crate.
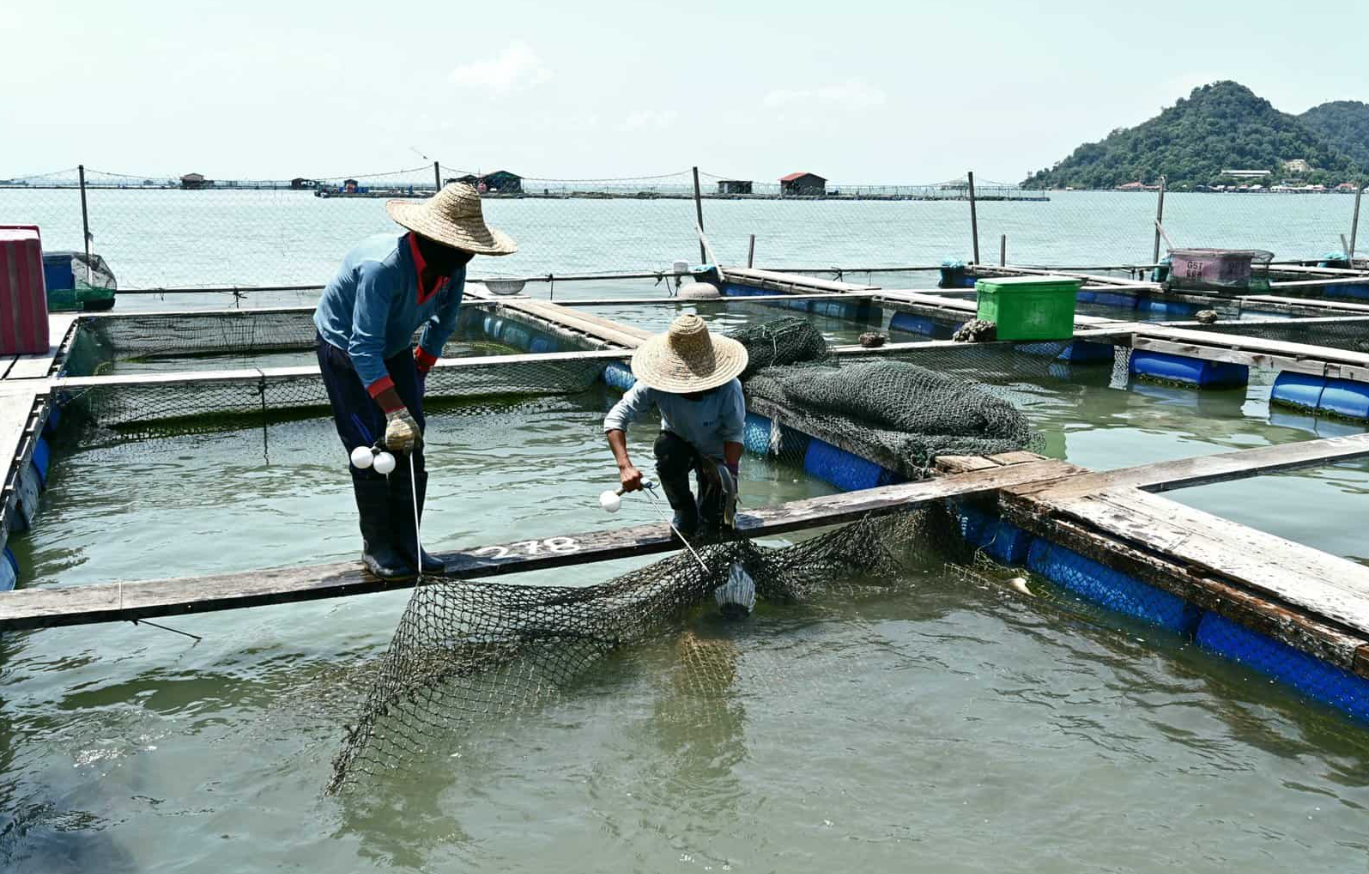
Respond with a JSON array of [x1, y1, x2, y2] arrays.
[[0, 225, 49, 355]]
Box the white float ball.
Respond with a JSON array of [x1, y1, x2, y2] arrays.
[[350, 446, 374, 469], [373, 451, 397, 475], [599, 490, 621, 513]]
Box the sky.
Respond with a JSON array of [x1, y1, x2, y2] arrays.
[[2, 0, 1366, 184]]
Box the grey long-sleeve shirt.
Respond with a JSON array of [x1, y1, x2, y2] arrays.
[[603, 379, 746, 461]]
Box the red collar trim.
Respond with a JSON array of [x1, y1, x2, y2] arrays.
[[408, 233, 446, 305]]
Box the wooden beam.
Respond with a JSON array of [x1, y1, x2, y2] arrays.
[[975, 263, 1160, 289], [1130, 336, 1368, 382], [1007, 433, 1369, 500], [721, 266, 878, 293], [3, 315, 78, 380], [55, 348, 632, 392], [0, 459, 1073, 631]]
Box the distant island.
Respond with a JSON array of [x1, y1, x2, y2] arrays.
[[1023, 81, 1369, 191]]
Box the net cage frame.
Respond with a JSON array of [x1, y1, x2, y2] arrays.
[[23, 301, 1369, 794]]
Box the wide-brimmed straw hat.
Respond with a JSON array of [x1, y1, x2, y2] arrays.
[[631, 314, 748, 393], [385, 183, 517, 256]]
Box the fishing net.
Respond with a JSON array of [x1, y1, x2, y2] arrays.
[[326, 509, 960, 794], [725, 317, 1037, 479]]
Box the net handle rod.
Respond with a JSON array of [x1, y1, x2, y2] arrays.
[[642, 485, 710, 573]]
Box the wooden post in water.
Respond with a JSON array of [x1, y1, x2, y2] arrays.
[[999, 234, 1006, 266], [692, 166, 707, 264], [967, 171, 980, 264], [1351, 183, 1363, 260], [747, 233, 756, 268], [78, 164, 92, 283], [433, 161, 442, 192], [1151, 176, 1167, 264]]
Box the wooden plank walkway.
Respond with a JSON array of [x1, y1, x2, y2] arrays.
[[1, 314, 78, 381], [0, 315, 79, 543], [720, 266, 879, 293], [0, 459, 1070, 630]]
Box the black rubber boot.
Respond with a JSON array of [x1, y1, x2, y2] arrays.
[[351, 472, 412, 580], [389, 453, 444, 575]]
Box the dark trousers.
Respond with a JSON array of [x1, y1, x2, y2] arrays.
[[654, 431, 734, 536], [316, 336, 428, 556]]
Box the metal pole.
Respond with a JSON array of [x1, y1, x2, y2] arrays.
[[692, 166, 707, 263], [433, 161, 442, 192], [78, 164, 92, 282], [1151, 176, 1167, 263], [999, 234, 1006, 267], [1350, 183, 1363, 260], [967, 171, 980, 264], [747, 233, 756, 268]]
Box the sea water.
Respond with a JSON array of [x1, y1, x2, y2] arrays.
[[3, 190, 1369, 871]]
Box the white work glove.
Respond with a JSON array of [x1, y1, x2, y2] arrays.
[[384, 408, 422, 452]]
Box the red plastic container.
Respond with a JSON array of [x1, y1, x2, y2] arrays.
[[0, 226, 49, 355]]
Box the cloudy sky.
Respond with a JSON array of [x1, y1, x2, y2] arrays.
[[2, 0, 1365, 183]]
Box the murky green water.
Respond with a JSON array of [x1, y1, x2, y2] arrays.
[[7, 323, 1369, 872]]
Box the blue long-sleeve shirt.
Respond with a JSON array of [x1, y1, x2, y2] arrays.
[[603, 379, 746, 461], [313, 231, 465, 393]]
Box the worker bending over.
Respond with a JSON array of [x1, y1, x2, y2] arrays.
[[314, 183, 516, 578], [605, 314, 749, 537]]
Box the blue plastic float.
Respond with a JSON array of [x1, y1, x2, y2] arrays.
[[1129, 350, 1248, 387], [951, 503, 1369, 726], [1270, 372, 1369, 420], [0, 547, 17, 593], [889, 312, 959, 339]]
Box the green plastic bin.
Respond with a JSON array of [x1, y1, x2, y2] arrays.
[[975, 276, 1081, 340]]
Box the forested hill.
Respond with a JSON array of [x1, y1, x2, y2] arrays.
[[1023, 82, 1365, 190], [1299, 100, 1369, 169]]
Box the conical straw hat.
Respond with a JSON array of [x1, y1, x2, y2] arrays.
[[630, 314, 749, 393], [385, 183, 517, 256]]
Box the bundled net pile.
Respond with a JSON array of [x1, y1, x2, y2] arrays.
[[326, 512, 955, 793], [728, 317, 1035, 476]]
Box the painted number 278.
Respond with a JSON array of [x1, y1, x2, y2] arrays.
[[472, 537, 580, 561]]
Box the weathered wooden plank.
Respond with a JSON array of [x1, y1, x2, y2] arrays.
[[935, 455, 1002, 474], [1271, 277, 1369, 290], [988, 451, 1047, 466], [0, 459, 1073, 631], [722, 266, 878, 293], [976, 264, 1160, 289], [499, 299, 649, 348], [1136, 324, 1369, 367], [1245, 295, 1369, 314], [0, 389, 43, 544], [1038, 486, 1369, 635], [56, 348, 632, 392], [1008, 433, 1369, 501], [875, 289, 1116, 327], [4, 315, 78, 380], [998, 499, 1369, 676], [1130, 336, 1353, 381]]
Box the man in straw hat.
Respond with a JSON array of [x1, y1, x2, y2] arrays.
[[605, 314, 749, 538], [314, 182, 516, 578]]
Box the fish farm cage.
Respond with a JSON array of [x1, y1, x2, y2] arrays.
[[5, 263, 1369, 797]]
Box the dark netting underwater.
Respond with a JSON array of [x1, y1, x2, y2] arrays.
[[1182, 317, 1369, 354], [326, 509, 972, 794], [54, 357, 614, 442]]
